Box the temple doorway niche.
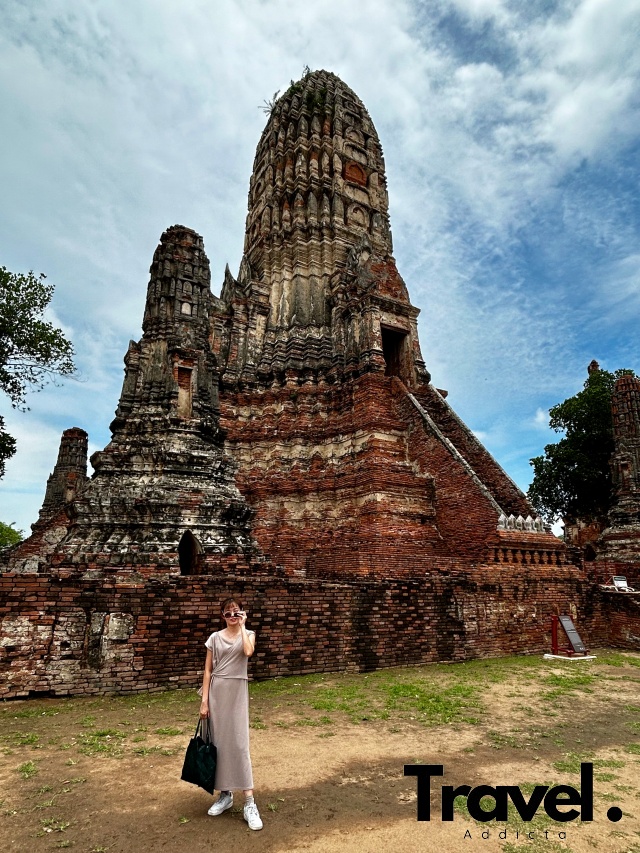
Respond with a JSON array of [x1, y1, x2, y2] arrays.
[[178, 530, 203, 575], [176, 367, 193, 419], [381, 326, 408, 380]]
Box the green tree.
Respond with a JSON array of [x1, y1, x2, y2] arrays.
[[0, 267, 75, 476], [0, 520, 23, 548], [0, 418, 16, 478], [528, 367, 634, 525]]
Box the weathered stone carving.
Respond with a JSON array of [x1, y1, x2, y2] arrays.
[[599, 374, 640, 561], [58, 226, 257, 574], [36, 428, 89, 524], [1, 428, 89, 573], [5, 226, 257, 577], [497, 514, 545, 532], [212, 70, 428, 388]]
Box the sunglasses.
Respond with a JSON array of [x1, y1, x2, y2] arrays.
[[223, 611, 242, 619]]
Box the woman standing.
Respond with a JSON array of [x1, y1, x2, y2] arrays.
[[199, 597, 262, 831]]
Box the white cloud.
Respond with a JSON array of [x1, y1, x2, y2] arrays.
[[446, 0, 510, 24], [533, 408, 550, 430], [595, 254, 640, 314]]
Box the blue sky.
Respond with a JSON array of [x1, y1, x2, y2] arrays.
[[1, 0, 639, 534]]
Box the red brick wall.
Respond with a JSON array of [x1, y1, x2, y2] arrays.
[[2, 564, 630, 700], [603, 594, 640, 647]]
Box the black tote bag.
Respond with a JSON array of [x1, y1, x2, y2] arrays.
[[181, 718, 217, 795]]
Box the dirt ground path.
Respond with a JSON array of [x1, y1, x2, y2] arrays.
[[1, 650, 639, 853]]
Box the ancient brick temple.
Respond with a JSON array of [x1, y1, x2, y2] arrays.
[[7, 227, 257, 577], [1, 70, 638, 698], [598, 374, 640, 564], [210, 69, 560, 578]]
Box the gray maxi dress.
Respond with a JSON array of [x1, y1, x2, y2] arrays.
[[205, 630, 255, 791]]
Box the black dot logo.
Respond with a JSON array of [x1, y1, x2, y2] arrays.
[[607, 806, 622, 822]]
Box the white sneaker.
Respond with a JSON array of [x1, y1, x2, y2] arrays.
[[243, 801, 263, 830], [208, 791, 233, 816]]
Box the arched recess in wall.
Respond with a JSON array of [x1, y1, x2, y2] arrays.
[[344, 161, 367, 186], [380, 324, 409, 381], [178, 530, 204, 575]]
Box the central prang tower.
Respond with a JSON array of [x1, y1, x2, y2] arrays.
[[213, 70, 428, 389], [211, 69, 562, 577]]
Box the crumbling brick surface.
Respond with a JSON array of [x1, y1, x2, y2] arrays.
[[600, 593, 640, 648], [1, 563, 627, 699], [220, 372, 562, 577]]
